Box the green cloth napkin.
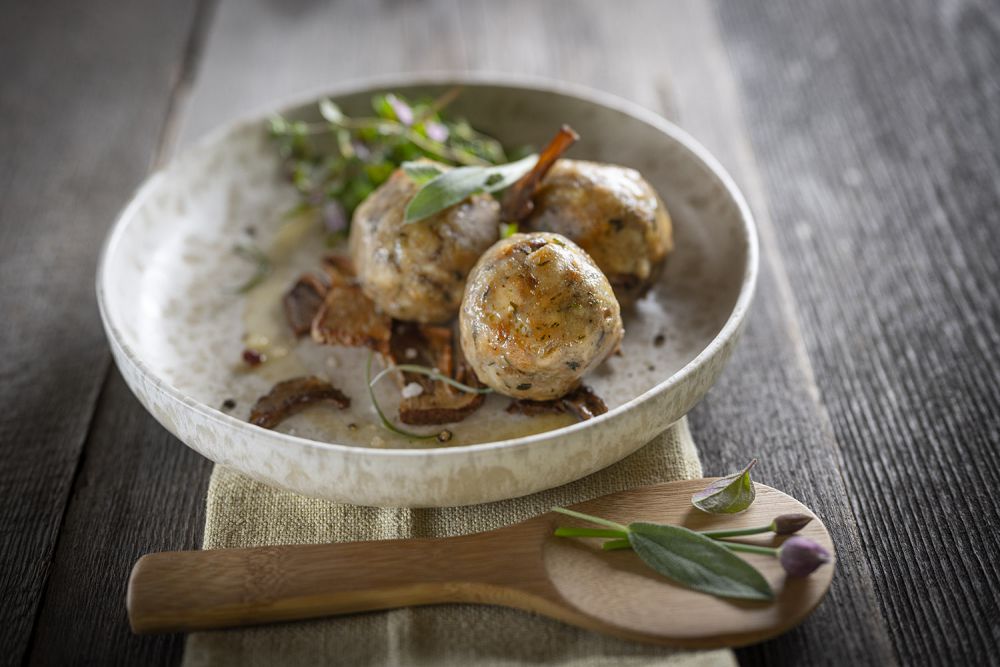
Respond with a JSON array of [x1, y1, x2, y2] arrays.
[[183, 418, 735, 667]]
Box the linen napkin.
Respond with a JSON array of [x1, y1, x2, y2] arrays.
[[183, 418, 736, 667]]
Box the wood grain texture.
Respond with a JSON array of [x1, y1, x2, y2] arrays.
[[162, 1, 893, 662], [657, 3, 900, 665], [712, 0, 1000, 664], [127, 481, 834, 649], [10, 0, 997, 664], [27, 372, 213, 666], [0, 0, 201, 663]]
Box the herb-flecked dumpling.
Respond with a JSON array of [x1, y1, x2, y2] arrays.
[[459, 232, 623, 400], [349, 163, 500, 324], [524, 159, 673, 301]]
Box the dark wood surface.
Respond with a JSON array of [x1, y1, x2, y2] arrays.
[[2, 0, 998, 665]]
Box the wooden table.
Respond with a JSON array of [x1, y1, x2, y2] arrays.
[[3, 1, 998, 664]]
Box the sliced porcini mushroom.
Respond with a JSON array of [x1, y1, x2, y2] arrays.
[[311, 283, 392, 352], [249, 376, 350, 429], [388, 321, 486, 426], [283, 273, 327, 336]]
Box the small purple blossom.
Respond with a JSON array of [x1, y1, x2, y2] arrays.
[[779, 536, 831, 577], [386, 94, 414, 126], [322, 200, 347, 234], [352, 141, 371, 161], [424, 120, 449, 143]]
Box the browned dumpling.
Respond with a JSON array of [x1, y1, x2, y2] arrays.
[[459, 232, 623, 400], [349, 164, 500, 323], [524, 159, 672, 300]]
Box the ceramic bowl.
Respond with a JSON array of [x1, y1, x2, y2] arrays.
[[97, 74, 758, 507]]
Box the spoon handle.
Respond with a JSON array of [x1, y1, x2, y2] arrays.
[[127, 530, 543, 634]]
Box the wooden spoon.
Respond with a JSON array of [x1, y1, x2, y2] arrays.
[[127, 480, 834, 648]]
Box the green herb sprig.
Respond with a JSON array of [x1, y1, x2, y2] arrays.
[[402, 155, 538, 223], [232, 244, 271, 293], [365, 351, 493, 441], [268, 89, 512, 234], [691, 459, 757, 514], [552, 507, 774, 601], [552, 461, 831, 601]]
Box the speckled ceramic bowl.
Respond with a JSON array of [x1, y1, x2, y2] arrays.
[[97, 74, 758, 507]]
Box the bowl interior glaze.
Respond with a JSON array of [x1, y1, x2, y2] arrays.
[[98, 76, 757, 506]]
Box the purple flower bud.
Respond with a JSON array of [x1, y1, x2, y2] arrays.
[[386, 94, 414, 126], [322, 200, 347, 234], [424, 120, 449, 143], [352, 141, 371, 161], [778, 536, 831, 577], [771, 513, 813, 535]]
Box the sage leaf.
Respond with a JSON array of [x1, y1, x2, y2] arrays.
[[691, 459, 757, 514], [404, 154, 538, 223], [401, 161, 446, 185], [627, 522, 774, 601]]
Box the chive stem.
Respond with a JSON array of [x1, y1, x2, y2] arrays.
[[550, 507, 629, 533], [700, 524, 772, 539], [601, 538, 632, 551], [366, 352, 438, 440], [372, 364, 493, 395], [553, 527, 628, 539], [715, 541, 779, 557]]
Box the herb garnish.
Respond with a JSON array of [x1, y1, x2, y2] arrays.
[[691, 459, 757, 514], [552, 472, 831, 601], [268, 89, 513, 239], [552, 507, 774, 601], [232, 244, 271, 293], [500, 222, 519, 238], [403, 155, 539, 223], [365, 351, 493, 441]]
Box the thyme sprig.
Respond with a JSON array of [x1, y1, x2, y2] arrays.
[[268, 89, 513, 235], [232, 244, 271, 293]]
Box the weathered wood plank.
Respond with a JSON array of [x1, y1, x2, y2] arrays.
[[712, 0, 1000, 664], [168, 1, 893, 664], [656, 3, 898, 664], [0, 0, 201, 662], [28, 0, 994, 664], [28, 372, 212, 666]]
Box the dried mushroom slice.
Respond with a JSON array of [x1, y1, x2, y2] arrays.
[[560, 384, 608, 420], [388, 322, 487, 426], [311, 282, 391, 352], [321, 254, 357, 285], [249, 376, 350, 429], [283, 273, 327, 336]]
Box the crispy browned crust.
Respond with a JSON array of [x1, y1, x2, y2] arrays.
[[505, 384, 608, 421], [283, 273, 327, 337], [389, 322, 487, 425], [311, 282, 392, 352], [249, 376, 350, 429]]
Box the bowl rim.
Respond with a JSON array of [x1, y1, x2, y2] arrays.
[[96, 71, 759, 459]]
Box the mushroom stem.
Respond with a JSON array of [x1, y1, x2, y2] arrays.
[[501, 124, 579, 221]]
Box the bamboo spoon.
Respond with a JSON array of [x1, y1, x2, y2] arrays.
[[127, 480, 834, 648]]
